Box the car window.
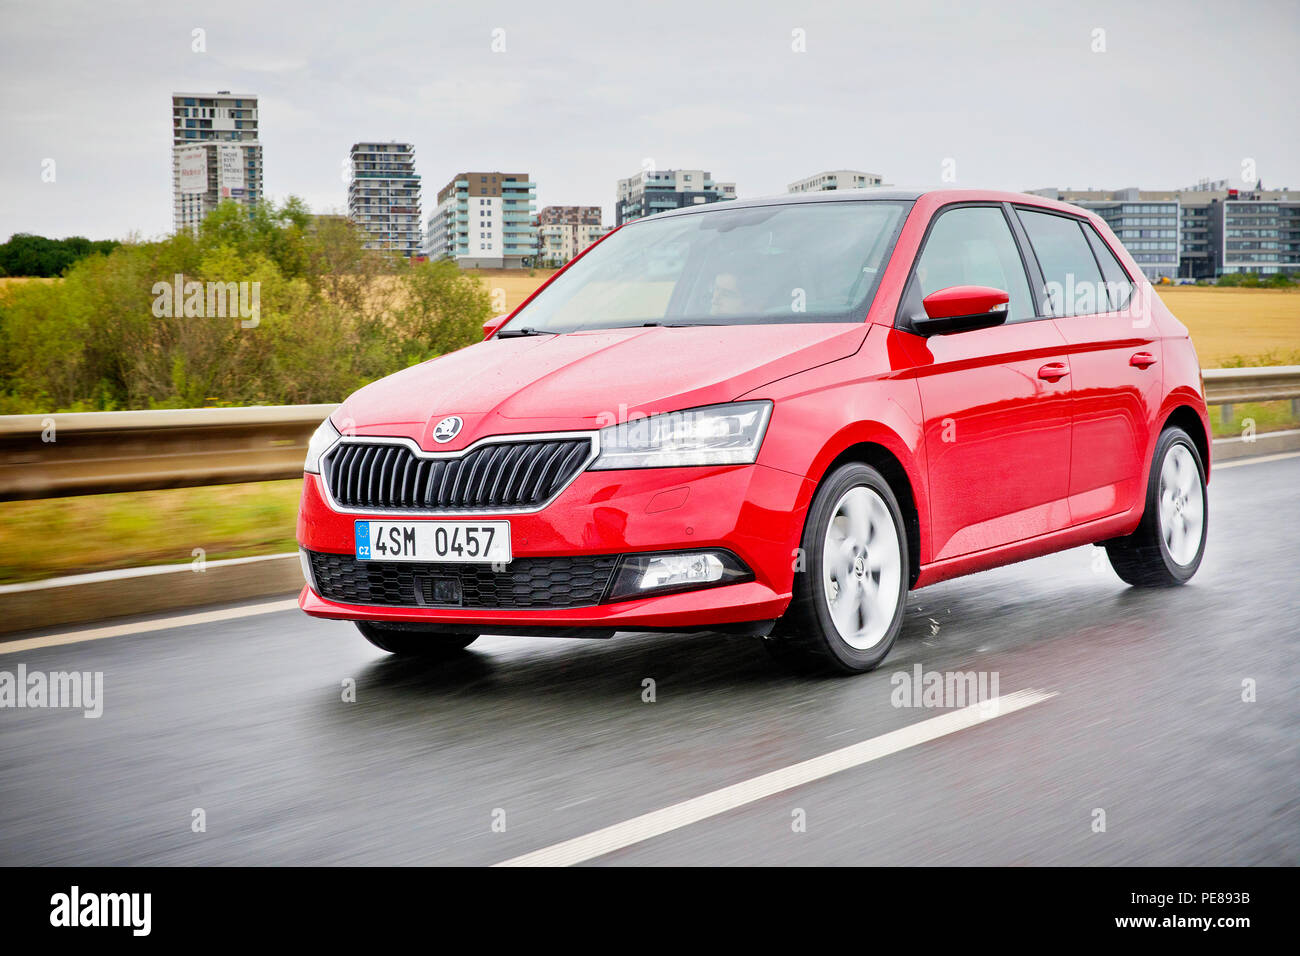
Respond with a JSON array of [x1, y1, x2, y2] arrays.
[[912, 206, 1035, 322], [502, 201, 910, 332], [1018, 209, 1106, 317], [1082, 223, 1135, 312]]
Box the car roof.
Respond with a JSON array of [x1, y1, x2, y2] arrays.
[[645, 187, 1086, 221]]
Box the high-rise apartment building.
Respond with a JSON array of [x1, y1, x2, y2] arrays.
[[536, 206, 606, 266], [1029, 183, 1299, 279], [615, 169, 735, 225], [171, 91, 262, 235], [426, 172, 537, 268], [348, 143, 422, 259], [787, 170, 885, 193]]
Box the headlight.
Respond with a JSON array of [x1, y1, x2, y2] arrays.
[[304, 417, 341, 474], [589, 401, 772, 470]]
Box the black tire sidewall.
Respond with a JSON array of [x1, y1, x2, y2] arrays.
[[1147, 428, 1208, 583], [800, 462, 909, 671]]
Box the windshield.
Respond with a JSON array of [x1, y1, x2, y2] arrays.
[[503, 200, 911, 333]]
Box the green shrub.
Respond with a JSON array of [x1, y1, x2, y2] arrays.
[[0, 198, 490, 413]]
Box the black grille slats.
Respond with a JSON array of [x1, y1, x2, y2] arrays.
[[323, 438, 591, 512], [307, 551, 618, 609]]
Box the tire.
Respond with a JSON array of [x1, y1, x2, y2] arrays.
[[356, 622, 478, 657], [774, 462, 910, 673], [1104, 426, 1207, 587]]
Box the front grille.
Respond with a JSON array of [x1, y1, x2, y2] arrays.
[[323, 437, 592, 513], [307, 550, 618, 609]]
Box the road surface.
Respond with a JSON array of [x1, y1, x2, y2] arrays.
[[2, 454, 1296, 865]]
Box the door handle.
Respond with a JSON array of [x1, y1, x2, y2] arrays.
[[1130, 351, 1158, 369], [1037, 362, 1069, 381]]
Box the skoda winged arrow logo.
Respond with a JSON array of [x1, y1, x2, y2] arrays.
[[432, 416, 464, 443]]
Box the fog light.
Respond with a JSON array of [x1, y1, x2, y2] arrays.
[[607, 550, 751, 601]]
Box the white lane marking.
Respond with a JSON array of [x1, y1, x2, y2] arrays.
[[494, 688, 1056, 867], [1215, 451, 1300, 470], [0, 599, 301, 656]]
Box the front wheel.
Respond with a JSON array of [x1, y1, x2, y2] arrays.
[[1104, 426, 1208, 586], [775, 462, 910, 673], [356, 622, 478, 657]]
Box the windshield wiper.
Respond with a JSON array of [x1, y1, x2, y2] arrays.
[[496, 327, 555, 338], [639, 321, 717, 328]]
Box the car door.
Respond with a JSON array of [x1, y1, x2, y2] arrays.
[[897, 203, 1073, 562], [1015, 207, 1160, 524]]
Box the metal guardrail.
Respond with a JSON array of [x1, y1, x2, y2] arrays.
[[0, 404, 337, 501], [1, 368, 1297, 503]]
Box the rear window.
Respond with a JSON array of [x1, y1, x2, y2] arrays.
[[1017, 208, 1106, 317], [1082, 223, 1135, 312]]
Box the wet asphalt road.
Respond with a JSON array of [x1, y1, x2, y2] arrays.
[[1, 455, 1296, 866]]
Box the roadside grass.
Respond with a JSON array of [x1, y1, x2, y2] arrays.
[[1209, 400, 1299, 440], [0, 479, 301, 585]]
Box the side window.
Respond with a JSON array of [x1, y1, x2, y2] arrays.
[[1082, 223, 1135, 312], [1017, 209, 1105, 317], [912, 206, 1036, 322]]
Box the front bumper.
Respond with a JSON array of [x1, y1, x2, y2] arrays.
[[296, 462, 811, 631]]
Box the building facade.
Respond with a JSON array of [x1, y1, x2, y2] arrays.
[[171, 91, 263, 235], [1028, 183, 1299, 279], [615, 169, 736, 225], [787, 170, 884, 193], [426, 172, 537, 268], [536, 206, 606, 266], [348, 142, 422, 259]]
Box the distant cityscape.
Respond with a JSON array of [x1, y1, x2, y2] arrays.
[[171, 90, 1299, 278]]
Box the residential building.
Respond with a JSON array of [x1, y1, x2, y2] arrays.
[[787, 170, 884, 193], [1030, 183, 1299, 279], [536, 206, 606, 266], [426, 172, 537, 268], [171, 91, 263, 235], [615, 169, 735, 225], [348, 142, 422, 259]]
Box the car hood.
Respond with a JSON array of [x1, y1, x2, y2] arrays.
[[336, 323, 870, 450]]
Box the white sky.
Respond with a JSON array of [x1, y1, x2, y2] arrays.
[[1, 0, 1297, 240]]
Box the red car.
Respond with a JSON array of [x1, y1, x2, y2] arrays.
[[297, 189, 1210, 673]]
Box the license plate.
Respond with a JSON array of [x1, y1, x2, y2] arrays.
[[354, 520, 511, 564]]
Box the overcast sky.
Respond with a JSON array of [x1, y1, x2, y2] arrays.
[[2, 0, 1297, 240]]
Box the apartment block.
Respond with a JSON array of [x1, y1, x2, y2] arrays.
[[788, 170, 884, 193], [615, 169, 736, 225], [426, 172, 537, 268], [171, 91, 263, 235], [1028, 182, 1300, 279], [348, 142, 422, 259], [536, 206, 606, 266]]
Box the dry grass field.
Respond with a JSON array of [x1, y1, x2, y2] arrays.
[[1155, 286, 1299, 367]]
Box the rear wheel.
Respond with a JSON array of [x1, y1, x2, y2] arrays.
[[774, 462, 910, 673], [356, 622, 478, 657], [1104, 426, 1207, 586]]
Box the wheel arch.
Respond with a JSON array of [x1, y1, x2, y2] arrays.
[[1161, 402, 1211, 481]]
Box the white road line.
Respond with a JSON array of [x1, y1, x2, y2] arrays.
[[1215, 451, 1300, 470], [0, 599, 300, 656], [494, 688, 1057, 867]]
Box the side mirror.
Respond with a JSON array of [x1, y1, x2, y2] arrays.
[[913, 285, 1009, 336], [482, 315, 507, 339]]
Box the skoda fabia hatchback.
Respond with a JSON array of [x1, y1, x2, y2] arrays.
[[297, 189, 1210, 672]]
